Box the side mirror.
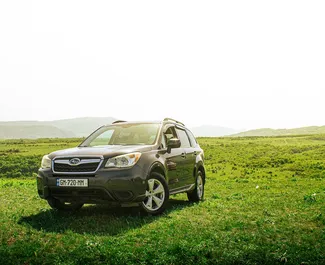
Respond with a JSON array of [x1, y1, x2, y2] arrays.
[[167, 138, 181, 152]]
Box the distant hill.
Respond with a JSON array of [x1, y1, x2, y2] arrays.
[[0, 118, 240, 139], [46, 117, 117, 137], [0, 125, 75, 139], [190, 125, 240, 137], [231, 126, 325, 137], [0, 117, 117, 139], [2, 117, 324, 139]]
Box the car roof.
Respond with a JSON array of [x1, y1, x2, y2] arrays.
[[108, 121, 161, 125], [106, 120, 187, 129]]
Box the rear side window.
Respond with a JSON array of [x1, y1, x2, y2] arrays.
[[176, 128, 191, 148], [186, 129, 197, 147]]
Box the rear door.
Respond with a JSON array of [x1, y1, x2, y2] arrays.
[[185, 128, 201, 185]]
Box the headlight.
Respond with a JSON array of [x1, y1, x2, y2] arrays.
[[105, 153, 141, 168], [41, 155, 51, 169]]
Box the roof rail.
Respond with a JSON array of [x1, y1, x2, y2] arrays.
[[112, 120, 127, 124], [163, 118, 185, 126]]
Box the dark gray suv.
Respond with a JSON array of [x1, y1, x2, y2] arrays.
[[37, 118, 206, 215]]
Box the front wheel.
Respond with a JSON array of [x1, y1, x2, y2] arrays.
[[47, 197, 84, 211], [187, 170, 205, 202], [141, 172, 169, 215]]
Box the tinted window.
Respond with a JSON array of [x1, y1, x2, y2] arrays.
[[186, 129, 197, 147], [176, 128, 191, 148], [164, 126, 178, 145]]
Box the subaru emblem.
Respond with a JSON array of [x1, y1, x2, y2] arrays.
[[69, 158, 81, 166]]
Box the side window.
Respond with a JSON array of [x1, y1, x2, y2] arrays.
[[186, 129, 197, 147], [176, 128, 191, 148], [164, 126, 178, 144]]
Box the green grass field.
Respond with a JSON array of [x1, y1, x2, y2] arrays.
[[1, 136, 325, 264]]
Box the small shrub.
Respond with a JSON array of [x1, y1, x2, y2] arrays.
[[304, 193, 317, 203]]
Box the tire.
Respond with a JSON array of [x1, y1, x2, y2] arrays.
[[47, 197, 84, 211], [187, 170, 205, 202], [141, 172, 169, 215]]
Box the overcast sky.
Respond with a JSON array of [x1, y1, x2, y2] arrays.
[[0, 1, 324, 130]]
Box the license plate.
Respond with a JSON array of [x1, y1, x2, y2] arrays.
[[56, 179, 88, 187]]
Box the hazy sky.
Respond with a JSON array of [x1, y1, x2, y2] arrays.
[[0, 1, 324, 130]]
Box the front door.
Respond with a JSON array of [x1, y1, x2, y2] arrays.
[[162, 125, 187, 189]]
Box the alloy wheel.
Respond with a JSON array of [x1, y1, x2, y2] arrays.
[[196, 172, 204, 199], [142, 178, 165, 211]]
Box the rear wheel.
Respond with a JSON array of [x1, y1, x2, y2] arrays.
[[187, 170, 204, 202], [47, 197, 84, 211], [141, 172, 169, 215]]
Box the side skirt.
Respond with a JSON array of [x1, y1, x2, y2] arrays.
[[169, 184, 195, 195]]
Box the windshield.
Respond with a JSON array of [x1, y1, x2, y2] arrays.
[[80, 123, 160, 147]]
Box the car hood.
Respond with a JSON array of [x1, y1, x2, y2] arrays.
[[48, 145, 154, 159]]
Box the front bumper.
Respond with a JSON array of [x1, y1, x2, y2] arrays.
[[37, 165, 147, 204]]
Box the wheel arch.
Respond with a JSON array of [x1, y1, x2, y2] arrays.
[[148, 161, 168, 182], [193, 163, 206, 184]]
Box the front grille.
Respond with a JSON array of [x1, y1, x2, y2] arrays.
[[53, 174, 95, 178], [53, 157, 102, 173], [54, 163, 99, 172]]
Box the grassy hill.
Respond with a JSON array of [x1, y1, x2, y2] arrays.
[[1, 136, 325, 264], [231, 125, 325, 137]]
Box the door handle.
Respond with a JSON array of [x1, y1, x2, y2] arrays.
[[181, 153, 186, 159]]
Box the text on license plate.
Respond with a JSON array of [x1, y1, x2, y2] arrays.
[[56, 179, 88, 187]]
